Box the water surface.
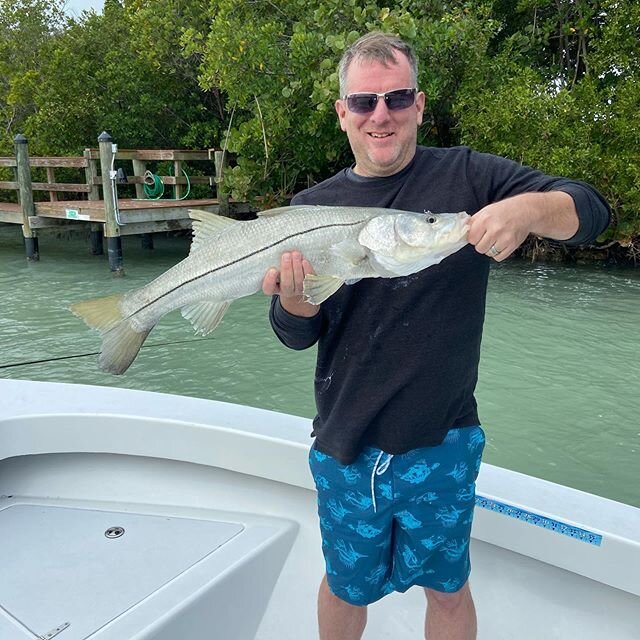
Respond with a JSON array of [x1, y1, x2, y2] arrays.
[[1, 225, 638, 506]]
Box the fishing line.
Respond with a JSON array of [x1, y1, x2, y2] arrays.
[[0, 336, 217, 370]]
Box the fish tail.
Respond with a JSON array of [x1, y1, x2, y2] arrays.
[[70, 293, 151, 375]]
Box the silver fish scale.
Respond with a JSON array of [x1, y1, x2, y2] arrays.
[[121, 207, 384, 329]]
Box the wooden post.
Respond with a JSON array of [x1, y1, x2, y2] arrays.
[[14, 134, 39, 261], [131, 158, 146, 199], [46, 167, 58, 202], [214, 150, 229, 216], [84, 148, 103, 255], [132, 157, 153, 249], [174, 160, 183, 200], [98, 131, 124, 275]]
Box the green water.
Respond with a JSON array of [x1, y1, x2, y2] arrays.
[[1, 225, 638, 507]]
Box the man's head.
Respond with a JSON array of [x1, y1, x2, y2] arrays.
[[335, 32, 425, 178]]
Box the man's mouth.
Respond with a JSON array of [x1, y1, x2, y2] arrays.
[[368, 132, 393, 139]]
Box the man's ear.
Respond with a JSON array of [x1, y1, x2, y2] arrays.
[[335, 99, 348, 132], [416, 91, 426, 126]]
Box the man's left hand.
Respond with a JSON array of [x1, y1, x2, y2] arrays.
[[467, 192, 578, 262]]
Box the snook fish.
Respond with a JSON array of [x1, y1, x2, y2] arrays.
[[70, 206, 469, 374]]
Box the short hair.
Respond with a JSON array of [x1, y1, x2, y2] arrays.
[[338, 31, 418, 97]]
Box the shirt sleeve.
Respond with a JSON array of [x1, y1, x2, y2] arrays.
[[543, 179, 611, 246], [269, 296, 324, 350], [469, 150, 610, 245]]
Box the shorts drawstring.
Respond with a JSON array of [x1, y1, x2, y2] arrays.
[[370, 451, 394, 513]]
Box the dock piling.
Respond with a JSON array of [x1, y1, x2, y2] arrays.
[[14, 134, 39, 261], [84, 148, 104, 255], [98, 132, 124, 276]]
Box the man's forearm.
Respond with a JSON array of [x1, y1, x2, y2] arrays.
[[520, 191, 579, 241]]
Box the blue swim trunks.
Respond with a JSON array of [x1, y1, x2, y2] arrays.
[[309, 425, 485, 605]]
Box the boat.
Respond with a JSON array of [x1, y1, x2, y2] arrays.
[[1, 378, 638, 639]]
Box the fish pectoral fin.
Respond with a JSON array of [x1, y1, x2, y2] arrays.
[[330, 239, 368, 266], [303, 274, 345, 305], [181, 300, 231, 335], [188, 209, 238, 253]]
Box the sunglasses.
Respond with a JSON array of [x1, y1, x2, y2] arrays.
[[342, 88, 417, 114]]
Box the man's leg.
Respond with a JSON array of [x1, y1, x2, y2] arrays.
[[424, 581, 476, 640], [318, 575, 367, 640]]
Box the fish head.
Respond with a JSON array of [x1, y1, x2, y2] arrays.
[[359, 211, 470, 276]]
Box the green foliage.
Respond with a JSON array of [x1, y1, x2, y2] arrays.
[[456, 0, 640, 243], [1, 0, 220, 155], [0, 0, 65, 154], [0, 0, 637, 249], [177, 0, 498, 202]]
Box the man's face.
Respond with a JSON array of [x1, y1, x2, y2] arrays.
[[335, 52, 425, 178]]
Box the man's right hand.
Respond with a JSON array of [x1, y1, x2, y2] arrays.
[[262, 251, 321, 318]]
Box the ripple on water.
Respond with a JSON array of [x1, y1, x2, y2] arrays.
[[1, 232, 638, 506]]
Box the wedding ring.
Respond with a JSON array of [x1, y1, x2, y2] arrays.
[[490, 244, 502, 256]]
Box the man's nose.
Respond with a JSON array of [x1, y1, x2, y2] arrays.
[[369, 97, 391, 121]]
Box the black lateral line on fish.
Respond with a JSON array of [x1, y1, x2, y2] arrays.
[[127, 219, 368, 317]]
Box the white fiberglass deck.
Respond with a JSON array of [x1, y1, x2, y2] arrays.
[[1, 505, 235, 639], [0, 497, 296, 640], [1, 379, 639, 639]]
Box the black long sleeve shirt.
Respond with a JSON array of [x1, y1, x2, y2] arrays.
[[269, 146, 610, 464]]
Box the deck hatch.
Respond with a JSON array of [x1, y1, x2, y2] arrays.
[[0, 504, 243, 640]]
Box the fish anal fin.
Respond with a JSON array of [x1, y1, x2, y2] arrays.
[[181, 300, 231, 335], [188, 209, 238, 254], [303, 274, 345, 305]]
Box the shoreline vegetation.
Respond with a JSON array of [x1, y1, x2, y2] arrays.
[[0, 1, 637, 264]]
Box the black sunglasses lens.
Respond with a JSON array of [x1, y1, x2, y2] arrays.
[[346, 89, 416, 114], [385, 89, 416, 110], [347, 94, 378, 114]]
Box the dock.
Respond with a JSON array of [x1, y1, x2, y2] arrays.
[[0, 132, 253, 274]]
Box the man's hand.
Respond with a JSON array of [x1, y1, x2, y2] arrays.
[[262, 251, 320, 318], [467, 192, 578, 261]]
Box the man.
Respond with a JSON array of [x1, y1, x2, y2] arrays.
[[262, 32, 610, 640]]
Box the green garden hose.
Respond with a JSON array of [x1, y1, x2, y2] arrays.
[[142, 168, 191, 200]]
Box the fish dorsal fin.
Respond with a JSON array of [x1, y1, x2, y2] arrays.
[[256, 205, 294, 218], [188, 209, 237, 253], [256, 205, 315, 218], [358, 215, 397, 257], [303, 274, 345, 305], [257, 204, 326, 218], [181, 300, 231, 335]]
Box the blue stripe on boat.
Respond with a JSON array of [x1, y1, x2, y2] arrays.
[[475, 495, 603, 547]]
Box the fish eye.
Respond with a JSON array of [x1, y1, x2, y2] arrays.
[[425, 214, 438, 224]]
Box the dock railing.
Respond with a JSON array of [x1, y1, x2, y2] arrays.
[[0, 132, 247, 274]]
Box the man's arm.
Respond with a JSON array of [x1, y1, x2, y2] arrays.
[[467, 191, 579, 261], [263, 251, 323, 351]]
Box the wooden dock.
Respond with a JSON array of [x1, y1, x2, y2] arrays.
[[0, 132, 253, 274]]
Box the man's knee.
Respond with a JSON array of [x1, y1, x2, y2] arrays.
[[425, 582, 471, 612]]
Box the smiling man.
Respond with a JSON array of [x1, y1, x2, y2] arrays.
[[263, 32, 610, 640], [334, 50, 425, 177]]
